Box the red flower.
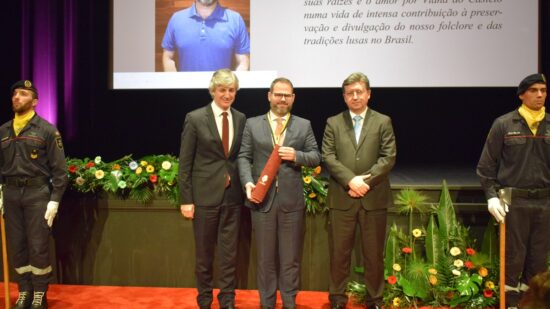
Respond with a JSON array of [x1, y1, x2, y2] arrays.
[[464, 261, 475, 269], [483, 289, 494, 298], [85, 162, 95, 168], [68, 165, 77, 173], [402, 247, 412, 254], [387, 276, 397, 285], [466, 248, 476, 256], [149, 174, 158, 183]]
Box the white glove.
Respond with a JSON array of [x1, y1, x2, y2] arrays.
[[487, 197, 508, 223], [45, 201, 59, 227]]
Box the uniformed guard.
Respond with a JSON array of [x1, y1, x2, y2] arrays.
[[0, 80, 68, 309], [477, 73, 550, 309]]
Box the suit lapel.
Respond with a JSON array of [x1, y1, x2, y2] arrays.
[[205, 106, 224, 155], [343, 112, 358, 149], [357, 109, 373, 148], [229, 108, 241, 157], [261, 114, 274, 147]]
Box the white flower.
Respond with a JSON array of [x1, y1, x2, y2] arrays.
[[452, 269, 461, 276], [118, 181, 127, 189], [392, 263, 402, 272], [161, 161, 172, 170], [94, 156, 102, 164], [454, 259, 464, 268], [111, 170, 122, 180], [450, 247, 462, 256], [75, 177, 85, 185], [129, 161, 138, 170]]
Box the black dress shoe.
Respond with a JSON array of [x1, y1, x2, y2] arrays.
[[11, 291, 32, 309]]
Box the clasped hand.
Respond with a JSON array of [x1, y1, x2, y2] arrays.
[[278, 146, 296, 162], [347, 174, 371, 198]]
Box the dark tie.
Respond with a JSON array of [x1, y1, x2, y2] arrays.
[[222, 112, 230, 188], [222, 112, 229, 157]]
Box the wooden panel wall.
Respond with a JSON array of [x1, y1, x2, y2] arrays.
[[155, 0, 250, 71]]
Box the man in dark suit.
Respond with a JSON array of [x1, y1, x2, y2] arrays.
[[178, 69, 246, 309], [322, 72, 396, 309], [238, 77, 321, 309]]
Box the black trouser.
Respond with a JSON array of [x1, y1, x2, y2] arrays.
[[4, 184, 52, 292], [193, 201, 241, 308], [505, 198, 550, 287]]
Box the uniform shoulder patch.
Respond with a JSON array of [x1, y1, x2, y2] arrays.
[[55, 131, 63, 149]]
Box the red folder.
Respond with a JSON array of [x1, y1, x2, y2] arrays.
[[251, 144, 282, 203]]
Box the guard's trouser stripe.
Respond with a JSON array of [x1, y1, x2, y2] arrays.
[[15, 265, 52, 275]]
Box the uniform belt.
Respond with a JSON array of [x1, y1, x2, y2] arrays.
[[511, 188, 550, 199], [3, 176, 50, 188]]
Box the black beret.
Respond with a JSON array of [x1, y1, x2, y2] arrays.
[[517, 73, 546, 95], [11, 80, 38, 98]]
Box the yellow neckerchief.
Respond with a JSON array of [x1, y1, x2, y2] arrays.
[[13, 111, 35, 136], [518, 104, 545, 135], [267, 112, 290, 145]]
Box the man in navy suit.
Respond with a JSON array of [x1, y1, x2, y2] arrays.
[[238, 77, 321, 309], [178, 69, 246, 309]]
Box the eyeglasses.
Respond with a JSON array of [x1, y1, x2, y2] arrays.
[[272, 93, 294, 99], [344, 90, 365, 97]]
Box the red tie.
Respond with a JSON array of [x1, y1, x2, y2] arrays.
[[222, 112, 230, 188], [222, 112, 229, 157]]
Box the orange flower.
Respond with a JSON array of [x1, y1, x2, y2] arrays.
[[478, 267, 489, 277], [483, 289, 494, 298], [466, 248, 476, 256], [464, 261, 475, 269], [313, 166, 321, 176], [387, 276, 397, 285], [402, 247, 412, 254], [429, 275, 438, 285], [112, 164, 121, 170]]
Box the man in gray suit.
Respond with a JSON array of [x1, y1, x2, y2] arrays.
[[322, 72, 396, 309], [178, 69, 246, 309], [238, 77, 321, 309]]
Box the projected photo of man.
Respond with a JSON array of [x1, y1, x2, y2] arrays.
[[161, 0, 250, 72]]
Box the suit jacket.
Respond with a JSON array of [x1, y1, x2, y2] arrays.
[[322, 108, 396, 210], [238, 114, 321, 212], [178, 104, 246, 206]]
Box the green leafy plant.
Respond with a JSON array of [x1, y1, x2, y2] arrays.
[[66, 154, 179, 205], [302, 165, 329, 214], [67, 155, 328, 214], [347, 181, 498, 308]]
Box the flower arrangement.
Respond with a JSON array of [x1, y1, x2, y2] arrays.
[[67, 155, 329, 213], [66, 154, 179, 205], [302, 165, 329, 214], [347, 181, 499, 308]]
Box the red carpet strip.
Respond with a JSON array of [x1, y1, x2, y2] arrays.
[[0, 283, 371, 309]]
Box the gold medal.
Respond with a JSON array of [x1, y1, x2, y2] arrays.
[[30, 149, 38, 159]]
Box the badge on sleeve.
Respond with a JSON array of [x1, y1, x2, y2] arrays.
[[30, 149, 38, 159], [55, 131, 63, 149]]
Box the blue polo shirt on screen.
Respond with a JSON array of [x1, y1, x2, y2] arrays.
[[162, 3, 250, 72]]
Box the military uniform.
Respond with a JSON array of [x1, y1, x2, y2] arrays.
[[477, 74, 550, 308], [0, 113, 68, 302]]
